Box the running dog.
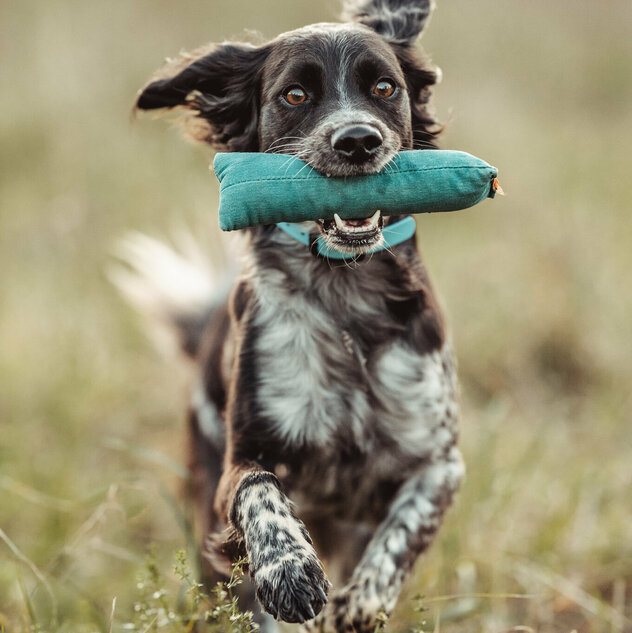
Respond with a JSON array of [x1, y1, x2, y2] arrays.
[[129, 1, 463, 631]]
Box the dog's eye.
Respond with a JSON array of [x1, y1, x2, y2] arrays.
[[373, 79, 396, 99], [284, 86, 308, 105]]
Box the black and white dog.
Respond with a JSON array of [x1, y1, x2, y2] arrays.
[[128, 1, 464, 631]]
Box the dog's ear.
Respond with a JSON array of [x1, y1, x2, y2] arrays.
[[396, 45, 442, 149], [135, 43, 271, 151], [343, 0, 442, 147], [342, 0, 435, 45]]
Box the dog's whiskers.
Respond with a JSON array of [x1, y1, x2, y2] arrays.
[[381, 153, 399, 174], [293, 157, 317, 179], [280, 154, 302, 175], [264, 143, 304, 154], [411, 139, 437, 150], [266, 135, 306, 149]]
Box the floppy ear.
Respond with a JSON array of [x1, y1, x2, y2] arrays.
[[135, 42, 271, 151], [395, 45, 442, 149], [342, 0, 435, 45], [344, 0, 441, 147]]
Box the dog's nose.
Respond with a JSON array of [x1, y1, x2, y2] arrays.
[[331, 124, 383, 161]]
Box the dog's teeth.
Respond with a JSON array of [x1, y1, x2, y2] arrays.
[[368, 210, 381, 228], [334, 213, 345, 230]]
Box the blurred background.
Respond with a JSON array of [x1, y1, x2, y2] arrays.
[[1, 0, 631, 631]]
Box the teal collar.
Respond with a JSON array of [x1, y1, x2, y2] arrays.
[[276, 216, 416, 260]]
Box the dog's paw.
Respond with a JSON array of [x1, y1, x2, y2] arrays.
[[301, 583, 385, 633], [253, 551, 329, 623]]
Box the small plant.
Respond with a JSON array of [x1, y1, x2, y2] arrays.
[[125, 548, 258, 633], [374, 609, 389, 633], [125, 546, 177, 632], [409, 595, 429, 633], [204, 557, 258, 633]]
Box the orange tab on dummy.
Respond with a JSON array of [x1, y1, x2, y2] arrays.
[[492, 177, 505, 196]]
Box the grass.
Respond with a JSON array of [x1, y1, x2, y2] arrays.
[[1, 0, 631, 631]]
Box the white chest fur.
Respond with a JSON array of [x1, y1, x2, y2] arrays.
[[251, 270, 458, 461], [253, 276, 372, 448]]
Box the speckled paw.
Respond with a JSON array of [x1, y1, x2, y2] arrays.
[[300, 585, 384, 633], [254, 552, 329, 624]]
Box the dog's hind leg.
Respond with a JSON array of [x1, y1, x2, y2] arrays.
[[186, 390, 226, 575], [303, 448, 464, 633]]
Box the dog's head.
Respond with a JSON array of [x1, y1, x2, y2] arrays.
[[136, 0, 441, 255]]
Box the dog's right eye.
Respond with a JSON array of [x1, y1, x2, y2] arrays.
[[284, 86, 308, 106], [373, 79, 396, 99]]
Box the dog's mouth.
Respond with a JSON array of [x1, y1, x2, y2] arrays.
[[317, 210, 385, 255]]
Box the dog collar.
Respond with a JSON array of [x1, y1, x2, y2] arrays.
[[276, 216, 416, 260]]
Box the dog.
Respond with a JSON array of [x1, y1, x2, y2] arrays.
[[128, 1, 464, 631]]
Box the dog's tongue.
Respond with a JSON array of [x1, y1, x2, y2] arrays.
[[334, 210, 381, 232], [344, 218, 372, 228]]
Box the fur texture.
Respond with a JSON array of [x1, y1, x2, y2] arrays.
[[342, 0, 435, 45], [128, 2, 463, 631]]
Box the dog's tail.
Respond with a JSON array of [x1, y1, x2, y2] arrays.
[[109, 232, 235, 358]]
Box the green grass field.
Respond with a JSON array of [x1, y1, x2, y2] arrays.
[[1, 0, 631, 631]]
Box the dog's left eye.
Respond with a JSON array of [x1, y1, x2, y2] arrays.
[[284, 86, 308, 105], [373, 79, 396, 98]]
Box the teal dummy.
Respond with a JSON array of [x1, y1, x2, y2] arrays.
[[213, 150, 500, 232]]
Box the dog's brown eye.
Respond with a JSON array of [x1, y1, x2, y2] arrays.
[[284, 87, 308, 105], [373, 80, 395, 98]]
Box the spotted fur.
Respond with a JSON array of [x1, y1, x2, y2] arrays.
[[231, 471, 330, 623], [342, 0, 435, 45], [132, 2, 464, 632], [303, 449, 463, 632]]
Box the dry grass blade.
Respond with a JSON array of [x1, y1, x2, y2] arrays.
[[109, 597, 117, 633], [514, 561, 632, 632], [0, 527, 58, 626], [0, 475, 76, 512]]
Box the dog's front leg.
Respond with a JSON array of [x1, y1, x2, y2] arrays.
[[304, 448, 464, 633], [216, 464, 330, 623], [207, 281, 329, 622]]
